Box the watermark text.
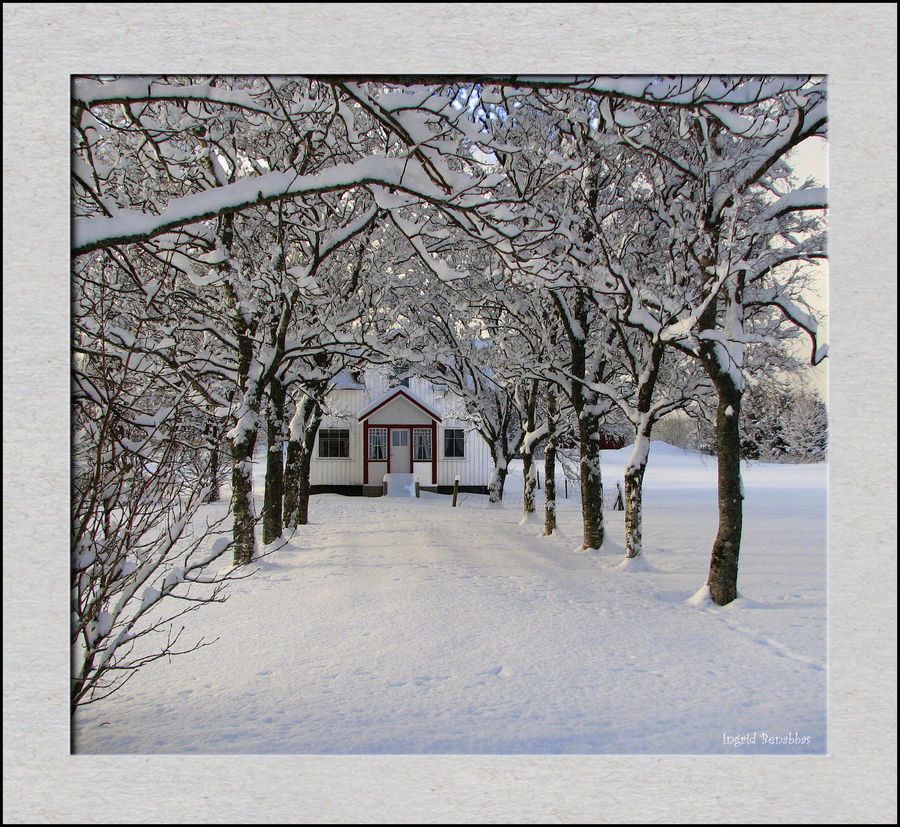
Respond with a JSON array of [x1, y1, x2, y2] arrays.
[[722, 731, 812, 747]]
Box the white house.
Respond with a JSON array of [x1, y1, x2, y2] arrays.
[[309, 369, 493, 496]]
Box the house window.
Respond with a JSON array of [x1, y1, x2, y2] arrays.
[[413, 428, 432, 461], [444, 428, 465, 458], [318, 428, 350, 458], [368, 427, 387, 460]]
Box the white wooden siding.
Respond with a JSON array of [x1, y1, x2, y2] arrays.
[[309, 387, 365, 487], [436, 424, 492, 487]]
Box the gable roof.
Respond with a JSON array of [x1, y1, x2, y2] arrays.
[[357, 387, 443, 422]]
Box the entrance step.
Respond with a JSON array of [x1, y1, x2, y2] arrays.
[[383, 473, 419, 497]]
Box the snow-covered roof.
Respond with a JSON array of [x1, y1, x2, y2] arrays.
[[329, 370, 366, 391], [357, 387, 443, 422]]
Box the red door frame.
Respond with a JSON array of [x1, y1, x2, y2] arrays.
[[362, 420, 438, 485]]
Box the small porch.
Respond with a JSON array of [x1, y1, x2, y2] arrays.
[[358, 387, 443, 494]]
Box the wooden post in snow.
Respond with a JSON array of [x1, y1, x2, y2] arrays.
[[451, 477, 459, 507]]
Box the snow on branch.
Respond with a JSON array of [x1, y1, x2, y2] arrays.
[[520, 422, 549, 454], [749, 288, 828, 366], [757, 187, 828, 223], [72, 77, 280, 115], [385, 209, 468, 283], [710, 98, 827, 222], [461, 75, 817, 108], [73, 157, 486, 257]]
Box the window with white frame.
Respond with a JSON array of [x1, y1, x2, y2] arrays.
[[443, 427, 465, 458], [368, 427, 387, 460], [413, 428, 432, 461], [318, 428, 350, 458]]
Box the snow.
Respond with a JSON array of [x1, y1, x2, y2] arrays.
[[72, 77, 279, 115], [73, 155, 478, 255], [73, 442, 827, 755], [139, 586, 160, 612], [520, 423, 548, 454], [758, 186, 828, 222], [383, 473, 418, 497]]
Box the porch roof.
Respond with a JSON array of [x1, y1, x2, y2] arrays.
[[357, 387, 443, 422]]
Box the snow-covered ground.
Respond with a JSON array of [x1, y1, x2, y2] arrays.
[[73, 443, 827, 754]]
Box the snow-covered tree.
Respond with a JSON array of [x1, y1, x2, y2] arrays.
[[71, 255, 241, 712], [577, 77, 828, 601], [470, 76, 827, 577], [73, 75, 516, 562], [277, 218, 399, 530], [736, 378, 828, 462], [72, 74, 829, 609], [476, 90, 628, 550]]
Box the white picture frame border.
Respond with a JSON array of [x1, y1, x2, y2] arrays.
[[3, 3, 896, 822]]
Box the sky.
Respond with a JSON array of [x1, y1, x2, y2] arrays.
[[786, 136, 829, 401]]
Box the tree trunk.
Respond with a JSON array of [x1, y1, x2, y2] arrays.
[[623, 345, 663, 557], [231, 426, 258, 566], [283, 439, 302, 527], [284, 401, 321, 528], [552, 289, 606, 550], [262, 378, 286, 545], [522, 450, 536, 515], [578, 409, 605, 550], [697, 274, 747, 606], [706, 375, 744, 605], [543, 391, 557, 536], [488, 459, 508, 503], [207, 439, 220, 503], [522, 379, 539, 516], [205, 420, 221, 503], [624, 428, 653, 558], [230, 327, 259, 566], [624, 463, 646, 558]]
